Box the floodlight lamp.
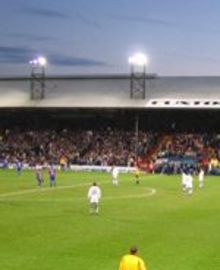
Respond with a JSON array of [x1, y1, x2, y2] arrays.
[[29, 59, 38, 65], [37, 56, 47, 66], [29, 56, 47, 66], [128, 53, 148, 66]]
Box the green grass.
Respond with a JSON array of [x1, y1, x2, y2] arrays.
[[0, 169, 220, 270]]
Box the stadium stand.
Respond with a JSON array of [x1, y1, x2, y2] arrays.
[[1, 75, 220, 173], [0, 127, 157, 167]]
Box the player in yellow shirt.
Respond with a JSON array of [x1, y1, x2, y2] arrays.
[[134, 167, 141, 184], [60, 156, 67, 171], [119, 246, 147, 270]]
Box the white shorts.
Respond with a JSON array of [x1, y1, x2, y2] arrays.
[[186, 182, 193, 189], [90, 196, 99, 203], [182, 180, 187, 186]]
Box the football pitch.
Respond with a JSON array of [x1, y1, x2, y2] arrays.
[[0, 170, 220, 270]]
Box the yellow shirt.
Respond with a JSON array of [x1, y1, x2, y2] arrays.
[[135, 169, 140, 177], [119, 254, 147, 270], [60, 156, 67, 165]]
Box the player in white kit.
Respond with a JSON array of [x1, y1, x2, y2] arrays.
[[181, 168, 187, 192], [87, 182, 101, 214], [112, 166, 119, 186], [198, 168, 204, 188], [185, 171, 193, 195]]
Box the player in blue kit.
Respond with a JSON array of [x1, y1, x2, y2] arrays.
[[2, 157, 8, 169], [48, 165, 56, 187], [15, 159, 23, 175]]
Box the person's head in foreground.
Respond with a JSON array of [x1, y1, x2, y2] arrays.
[[130, 246, 138, 255]]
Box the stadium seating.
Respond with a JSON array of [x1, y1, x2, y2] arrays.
[[0, 128, 157, 167]]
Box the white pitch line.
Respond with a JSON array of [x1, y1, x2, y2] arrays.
[[0, 181, 156, 201], [0, 181, 92, 198], [105, 187, 156, 200]]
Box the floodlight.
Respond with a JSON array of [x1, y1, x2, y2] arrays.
[[128, 53, 148, 66], [129, 52, 148, 99], [29, 59, 38, 65], [29, 56, 47, 100], [29, 56, 47, 66], [37, 56, 47, 66]]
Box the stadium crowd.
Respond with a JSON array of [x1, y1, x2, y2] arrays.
[[1, 126, 220, 174], [154, 133, 220, 174], [0, 127, 156, 167]]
